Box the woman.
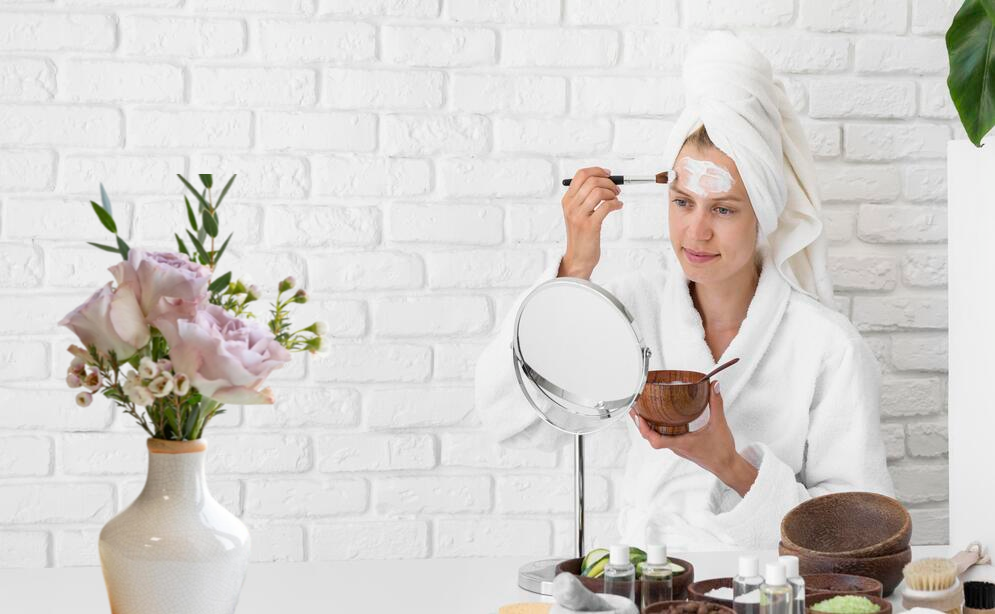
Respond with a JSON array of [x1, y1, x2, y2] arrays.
[[474, 32, 894, 551]]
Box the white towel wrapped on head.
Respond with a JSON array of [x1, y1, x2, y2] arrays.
[[662, 30, 835, 308]]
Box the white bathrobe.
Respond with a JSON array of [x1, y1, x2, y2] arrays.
[[474, 254, 895, 551]]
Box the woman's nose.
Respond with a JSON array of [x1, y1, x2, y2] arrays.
[[687, 210, 712, 241]]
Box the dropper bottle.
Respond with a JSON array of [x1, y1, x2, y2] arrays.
[[761, 562, 793, 614], [603, 544, 636, 603], [733, 555, 764, 614], [640, 544, 673, 611], [778, 555, 805, 614]]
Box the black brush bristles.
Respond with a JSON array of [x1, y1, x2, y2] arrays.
[[965, 581, 995, 609]]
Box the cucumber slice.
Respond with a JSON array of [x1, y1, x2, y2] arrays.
[[585, 557, 608, 578], [666, 561, 685, 573], [581, 548, 609, 575]]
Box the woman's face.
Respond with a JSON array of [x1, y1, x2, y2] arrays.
[[668, 142, 759, 285]]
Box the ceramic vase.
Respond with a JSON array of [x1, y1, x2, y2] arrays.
[[98, 438, 250, 614]]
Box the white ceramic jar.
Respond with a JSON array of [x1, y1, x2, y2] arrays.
[[99, 438, 250, 614]]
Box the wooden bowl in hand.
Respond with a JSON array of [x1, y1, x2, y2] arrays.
[[634, 370, 710, 435]]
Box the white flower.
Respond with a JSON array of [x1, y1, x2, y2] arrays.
[[69, 356, 87, 375], [82, 371, 101, 392], [68, 345, 90, 362], [308, 336, 330, 357], [314, 321, 329, 335], [122, 371, 141, 393], [127, 385, 154, 407], [157, 358, 172, 373], [138, 356, 159, 380], [173, 373, 191, 396], [75, 391, 93, 407], [66, 373, 82, 389], [148, 374, 174, 398]]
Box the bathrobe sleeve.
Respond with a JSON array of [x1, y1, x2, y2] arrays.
[[705, 332, 896, 548], [473, 257, 575, 453]]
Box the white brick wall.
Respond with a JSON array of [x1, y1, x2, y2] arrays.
[[0, 0, 958, 567]]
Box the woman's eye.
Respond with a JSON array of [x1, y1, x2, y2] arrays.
[[714, 206, 732, 216], [672, 198, 688, 207]]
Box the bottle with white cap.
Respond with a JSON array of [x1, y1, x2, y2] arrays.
[[640, 544, 673, 611], [778, 555, 805, 614], [603, 544, 636, 603], [761, 562, 793, 614], [733, 555, 764, 614]]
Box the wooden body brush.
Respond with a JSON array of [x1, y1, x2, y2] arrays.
[[902, 543, 991, 614], [561, 169, 677, 187]]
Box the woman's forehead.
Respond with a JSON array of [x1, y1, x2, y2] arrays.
[[675, 146, 739, 178]]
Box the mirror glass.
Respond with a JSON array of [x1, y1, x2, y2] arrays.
[[513, 278, 649, 435]]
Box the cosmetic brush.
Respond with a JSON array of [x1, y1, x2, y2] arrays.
[[902, 543, 990, 614], [561, 169, 677, 187]]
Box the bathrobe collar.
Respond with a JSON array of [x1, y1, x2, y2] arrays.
[[659, 250, 792, 411]]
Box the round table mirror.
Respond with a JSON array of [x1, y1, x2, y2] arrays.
[[511, 277, 651, 595]]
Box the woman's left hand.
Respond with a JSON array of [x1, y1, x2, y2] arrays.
[[630, 380, 759, 497]]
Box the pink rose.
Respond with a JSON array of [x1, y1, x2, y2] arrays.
[[109, 249, 212, 324], [158, 305, 291, 405], [59, 283, 149, 361]]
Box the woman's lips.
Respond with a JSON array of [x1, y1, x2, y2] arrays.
[[683, 248, 718, 264]]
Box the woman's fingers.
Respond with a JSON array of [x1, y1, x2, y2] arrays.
[[592, 198, 623, 223], [708, 381, 724, 419], [565, 167, 610, 200], [629, 408, 671, 450], [571, 178, 619, 215], [577, 186, 620, 217]]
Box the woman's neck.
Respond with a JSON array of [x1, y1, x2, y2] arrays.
[[690, 260, 761, 332]]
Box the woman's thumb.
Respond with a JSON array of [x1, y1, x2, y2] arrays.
[[709, 380, 724, 415]]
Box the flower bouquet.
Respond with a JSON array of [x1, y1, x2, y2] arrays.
[[60, 174, 325, 441], [60, 174, 327, 614]]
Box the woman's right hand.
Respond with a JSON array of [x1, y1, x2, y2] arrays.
[[558, 166, 623, 280]]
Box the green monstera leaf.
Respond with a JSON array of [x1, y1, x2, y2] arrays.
[[947, 0, 995, 146]]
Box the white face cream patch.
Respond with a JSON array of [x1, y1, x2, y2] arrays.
[[679, 157, 735, 197]]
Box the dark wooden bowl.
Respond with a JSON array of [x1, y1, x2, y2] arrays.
[[687, 577, 735, 607], [779, 542, 910, 597], [805, 592, 892, 614], [634, 370, 710, 435], [646, 600, 735, 614], [554, 556, 694, 604], [687, 577, 822, 607], [803, 573, 883, 598], [780, 492, 912, 559]]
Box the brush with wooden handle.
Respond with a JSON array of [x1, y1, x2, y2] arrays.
[[902, 542, 991, 614], [561, 169, 678, 187]]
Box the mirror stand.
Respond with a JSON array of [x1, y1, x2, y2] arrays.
[[517, 433, 586, 596]]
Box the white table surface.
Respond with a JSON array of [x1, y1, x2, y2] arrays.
[[0, 545, 950, 614]]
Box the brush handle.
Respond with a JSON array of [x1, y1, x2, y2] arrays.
[[561, 175, 624, 187], [955, 544, 986, 576]]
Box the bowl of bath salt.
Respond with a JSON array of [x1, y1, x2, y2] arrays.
[[633, 370, 710, 435], [687, 577, 735, 607], [805, 593, 892, 614]]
